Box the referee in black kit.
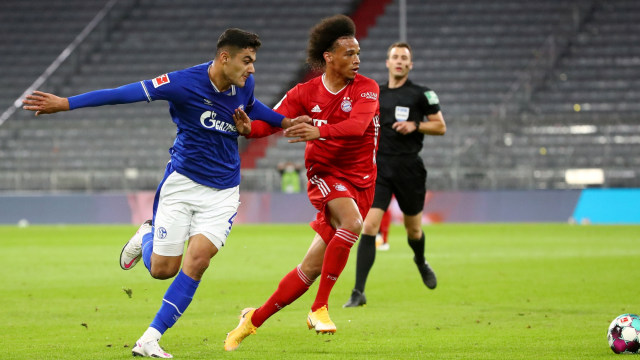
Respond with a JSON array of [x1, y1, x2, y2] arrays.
[[344, 41, 447, 308]]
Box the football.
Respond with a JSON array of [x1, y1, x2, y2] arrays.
[[608, 314, 640, 354]]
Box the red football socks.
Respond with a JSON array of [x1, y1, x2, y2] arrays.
[[311, 228, 358, 312], [251, 265, 313, 327]]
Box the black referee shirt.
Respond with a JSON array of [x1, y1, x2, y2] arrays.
[[377, 79, 441, 156]]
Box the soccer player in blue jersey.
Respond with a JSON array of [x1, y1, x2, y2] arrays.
[[22, 28, 307, 358]]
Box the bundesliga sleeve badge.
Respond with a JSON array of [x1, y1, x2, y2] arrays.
[[424, 90, 439, 105], [152, 74, 170, 88]]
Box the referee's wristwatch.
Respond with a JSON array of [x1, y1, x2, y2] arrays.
[[413, 119, 421, 130]]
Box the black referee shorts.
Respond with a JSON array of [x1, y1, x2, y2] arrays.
[[372, 154, 427, 216]]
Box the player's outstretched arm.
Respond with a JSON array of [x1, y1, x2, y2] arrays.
[[22, 91, 70, 116], [284, 123, 321, 143], [234, 107, 312, 138], [24, 83, 148, 117], [281, 115, 312, 129]]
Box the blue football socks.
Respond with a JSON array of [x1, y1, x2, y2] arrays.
[[141, 231, 154, 272], [150, 270, 200, 334]]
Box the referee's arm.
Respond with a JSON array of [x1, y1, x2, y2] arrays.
[[417, 111, 446, 136], [391, 110, 446, 135]]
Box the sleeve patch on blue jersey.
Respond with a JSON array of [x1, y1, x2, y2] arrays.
[[152, 74, 170, 88]]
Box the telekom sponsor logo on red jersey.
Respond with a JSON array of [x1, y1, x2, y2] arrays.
[[313, 119, 328, 141]]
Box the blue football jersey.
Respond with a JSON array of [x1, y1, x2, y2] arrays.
[[140, 61, 255, 189]]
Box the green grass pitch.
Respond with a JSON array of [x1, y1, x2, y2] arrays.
[[1, 223, 639, 359]]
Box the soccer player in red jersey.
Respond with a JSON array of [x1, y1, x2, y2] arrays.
[[224, 14, 380, 351]]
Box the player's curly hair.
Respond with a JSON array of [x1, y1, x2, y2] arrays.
[[216, 28, 261, 55], [307, 14, 356, 70]]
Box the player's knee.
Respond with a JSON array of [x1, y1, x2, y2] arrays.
[[150, 265, 179, 280], [362, 220, 379, 236], [182, 253, 211, 279], [340, 217, 363, 235], [406, 227, 423, 240]]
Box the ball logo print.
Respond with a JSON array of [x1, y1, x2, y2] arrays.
[[607, 313, 640, 354], [156, 227, 168, 240]]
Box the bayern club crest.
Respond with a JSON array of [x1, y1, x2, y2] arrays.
[[341, 97, 352, 112], [334, 183, 347, 191]]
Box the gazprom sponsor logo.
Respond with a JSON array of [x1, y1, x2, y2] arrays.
[[200, 111, 237, 133]]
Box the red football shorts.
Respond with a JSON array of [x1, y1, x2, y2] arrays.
[[307, 173, 375, 243]]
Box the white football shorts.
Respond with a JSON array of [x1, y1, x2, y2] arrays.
[[152, 171, 240, 256]]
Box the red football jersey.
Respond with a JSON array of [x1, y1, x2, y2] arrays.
[[274, 74, 380, 188]]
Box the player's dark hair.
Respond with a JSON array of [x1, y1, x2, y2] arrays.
[[307, 14, 356, 69], [387, 41, 412, 57], [216, 28, 261, 55]]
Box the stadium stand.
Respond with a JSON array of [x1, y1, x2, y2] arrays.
[[0, 0, 638, 191], [0, 0, 112, 113], [503, 0, 640, 188], [0, 0, 356, 191], [253, 0, 640, 190]]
